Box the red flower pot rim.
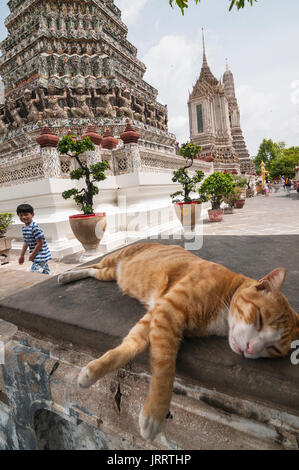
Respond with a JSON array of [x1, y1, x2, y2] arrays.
[[69, 213, 106, 219], [174, 201, 199, 206]]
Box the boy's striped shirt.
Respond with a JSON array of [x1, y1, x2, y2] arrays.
[[22, 221, 51, 263]]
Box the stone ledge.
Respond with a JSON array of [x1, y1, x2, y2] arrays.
[[0, 236, 298, 418]]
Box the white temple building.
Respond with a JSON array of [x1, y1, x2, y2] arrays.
[[0, 0, 213, 258], [188, 33, 254, 174]]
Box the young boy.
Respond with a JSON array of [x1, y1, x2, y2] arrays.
[[17, 204, 51, 275]]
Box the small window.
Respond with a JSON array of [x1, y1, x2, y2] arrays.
[[196, 105, 203, 133]]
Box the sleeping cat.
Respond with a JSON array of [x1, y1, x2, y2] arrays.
[[58, 242, 299, 442]]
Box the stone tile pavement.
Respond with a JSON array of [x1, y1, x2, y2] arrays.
[[201, 190, 299, 236]]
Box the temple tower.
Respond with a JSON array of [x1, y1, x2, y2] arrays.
[[0, 0, 175, 155], [222, 62, 255, 173], [188, 32, 239, 171]]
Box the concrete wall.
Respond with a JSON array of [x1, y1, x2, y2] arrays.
[[0, 171, 211, 258], [0, 321, 298, 451]]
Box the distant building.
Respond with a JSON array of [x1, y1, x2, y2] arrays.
[[188, 33, 255, 174]]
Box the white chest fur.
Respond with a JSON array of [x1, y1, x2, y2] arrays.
[[205, 308, 229, 337]]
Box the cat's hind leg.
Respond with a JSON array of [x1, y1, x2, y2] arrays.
[[139, 296, 186, 442], [78, 309, 152, 388], [57, 266, 116, 285]]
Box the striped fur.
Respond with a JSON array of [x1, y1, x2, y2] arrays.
[[58, 242, 299, 442]]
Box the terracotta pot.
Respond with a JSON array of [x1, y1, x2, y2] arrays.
[[234, 199, 245, 209], [69, 213, 106, 256], [208, 209, 224, 222], [174, 202, 202, 231]]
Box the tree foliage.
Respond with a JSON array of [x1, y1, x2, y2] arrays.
[[169, 0, 258, 14], [253, 139, 284, 173], [269, 147, 299, 179], [0, 212, 13, 236], [254, 138, 299, 179], [198, 172, 235, 210], [58, 135, 109, 215]]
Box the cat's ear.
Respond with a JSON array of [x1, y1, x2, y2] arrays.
[[256, 268, 286, 293]]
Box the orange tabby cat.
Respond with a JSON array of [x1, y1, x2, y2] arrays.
[[58, 243, 299, 441]]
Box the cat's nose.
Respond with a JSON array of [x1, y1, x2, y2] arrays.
[[245, 342, 255, 355]]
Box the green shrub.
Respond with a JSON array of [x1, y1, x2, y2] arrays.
[[0, 212, 14, 236], [198, 172, 235, 210]]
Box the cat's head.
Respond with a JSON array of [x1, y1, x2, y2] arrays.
[[228, 268, 299, 359]]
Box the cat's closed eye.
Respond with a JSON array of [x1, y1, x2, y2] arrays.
[[256, 311, 263, 332]]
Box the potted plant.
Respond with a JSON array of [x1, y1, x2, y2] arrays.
[[198, 172, 235, 222], [170, 142, 205, 230], [57, 134, 109, 256], [223, 187, 243, 214], [0, 212, 13, 265], [233, 175, 248, 208]]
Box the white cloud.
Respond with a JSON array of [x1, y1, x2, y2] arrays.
[[236, 84, 299, 154], [236, 85, 275, 132], [168, 115, 189, 144], [142, 33, 204, 142], [114, 0, 149, 26]]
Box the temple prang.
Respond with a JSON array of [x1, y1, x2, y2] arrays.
[[188, 32, 255, 174], [0, 0, 175, 156]]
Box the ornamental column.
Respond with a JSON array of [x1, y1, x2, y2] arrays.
[[36, 126, 61, 178], [82, 124, 103, 166], [119, 120, 141, 172]]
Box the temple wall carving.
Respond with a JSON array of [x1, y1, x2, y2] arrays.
[[0, 0, 172, 159], [0, 143, 211, 188]]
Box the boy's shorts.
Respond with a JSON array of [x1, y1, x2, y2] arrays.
[[31, 262, 50, 275]]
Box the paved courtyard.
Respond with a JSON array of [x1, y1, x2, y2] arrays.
[[202, 190, 299, 236], [0, 189, 298, 300]]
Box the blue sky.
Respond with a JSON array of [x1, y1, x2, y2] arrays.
[[1, 0, 299, 155]]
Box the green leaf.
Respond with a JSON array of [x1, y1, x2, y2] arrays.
[[0, 212, 13, 236]]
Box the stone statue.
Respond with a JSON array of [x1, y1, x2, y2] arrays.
[[0, 115, 8, 137], [132, 96, 145, 123], [22, 89, 42, 122], [156, 108, 166, 130], [69, 86, 94, 118], [6, 98, 23, 128], [94, 83, 116, 118], [81, 56, 92, 77], [92, 57, 102, 78], [116, 87, 133, 119], [145, 101, 156, 127], [39, 55, 49, 79], [42, 86, 68, 119]]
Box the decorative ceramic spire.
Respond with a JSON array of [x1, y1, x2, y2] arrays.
[[199, 29, 218, 86], [202, 28, 208, 66]]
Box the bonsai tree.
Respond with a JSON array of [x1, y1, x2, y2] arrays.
[[170, 142, 205, 203], [0, 213, 13, 237], [233, 175, 248, 199], [223, 187, 243, 209], [58, 135, 109, 215], [233, 175, 248, 188], [198, 172, 235, 210]]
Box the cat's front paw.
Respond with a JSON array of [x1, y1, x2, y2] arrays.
[[77, 366, 97, 389], [139, 410, 163, 442], [57, 272, 74, 285]]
